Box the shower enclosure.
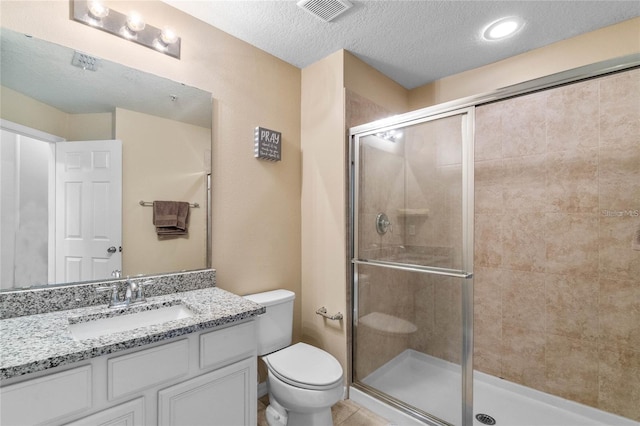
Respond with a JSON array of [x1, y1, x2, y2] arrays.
[[350, 108, 475, 425], [349, 60, 640, 426]]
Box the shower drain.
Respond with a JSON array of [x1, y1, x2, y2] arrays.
[[475, 413, 496, 425]]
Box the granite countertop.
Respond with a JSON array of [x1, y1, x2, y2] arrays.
[[0, 287, 265, 381]]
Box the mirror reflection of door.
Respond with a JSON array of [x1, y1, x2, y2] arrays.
[[0, 121, 122, 288], [55, 140, 122, 283]]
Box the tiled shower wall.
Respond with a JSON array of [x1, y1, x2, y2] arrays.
[[350, 68, 639, 421], [474, 68, 640, 420]]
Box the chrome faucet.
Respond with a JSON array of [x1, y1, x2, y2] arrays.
[[97, 277, 155, 308]]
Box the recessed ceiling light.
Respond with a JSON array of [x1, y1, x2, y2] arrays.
[[482, 17, 523, 41]]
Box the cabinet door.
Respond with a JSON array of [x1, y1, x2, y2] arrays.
[[63, 397, 144, 426], [158, 357, 256, 426]]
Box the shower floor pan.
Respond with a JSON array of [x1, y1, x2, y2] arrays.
[[354, 349, 638, 426]]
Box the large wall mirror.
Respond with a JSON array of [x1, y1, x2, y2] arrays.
[[0, 28, 212, 291]]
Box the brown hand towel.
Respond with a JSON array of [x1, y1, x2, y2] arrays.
[[153, 201, 190, 236], [153, 201, 179, 227]]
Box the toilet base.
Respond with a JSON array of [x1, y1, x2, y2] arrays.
[[286, 408, 333, 426]]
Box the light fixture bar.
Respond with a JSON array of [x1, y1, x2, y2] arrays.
[[72, 0, 181, 59]]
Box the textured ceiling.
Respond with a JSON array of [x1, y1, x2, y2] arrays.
[[164, 0, 640, 89]]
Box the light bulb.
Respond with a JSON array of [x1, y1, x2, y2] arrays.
[[160, 27, 179, 45], [126, 11, 146, 33], [87, 0, 109, 20]]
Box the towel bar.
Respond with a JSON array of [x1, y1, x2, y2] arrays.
[[139, 200, 199, 208], [316, 307, 343, 321]]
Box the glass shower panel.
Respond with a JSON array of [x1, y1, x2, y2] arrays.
[[355, 113, 467, 273], [352, 108, 473, 426]]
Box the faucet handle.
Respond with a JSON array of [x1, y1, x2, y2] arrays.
[[96, 285, 119, 306], [137, 280, 155, 301]]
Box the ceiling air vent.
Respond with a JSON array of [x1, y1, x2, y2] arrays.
[[297, 0, 353, 22]]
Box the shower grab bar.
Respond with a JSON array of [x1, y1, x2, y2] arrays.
[[352, 259, 472, 279], [316, 307, 343, 321]]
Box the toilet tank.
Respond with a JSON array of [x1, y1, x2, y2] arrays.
[[244, 289, 295, 356]]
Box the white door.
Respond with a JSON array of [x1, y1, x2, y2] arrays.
[[55, 140, 122, 283]]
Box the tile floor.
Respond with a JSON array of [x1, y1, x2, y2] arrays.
[[258, 395, 392, 426]]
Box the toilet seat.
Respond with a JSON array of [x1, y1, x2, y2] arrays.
[[264, 343, 343, 391]]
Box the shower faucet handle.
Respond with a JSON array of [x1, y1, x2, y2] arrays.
[[376, 212, 392, 235]]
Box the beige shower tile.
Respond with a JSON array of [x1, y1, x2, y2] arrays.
[[474, 268, 503, 376], [598, 136, 640, 211], [598, 347, 640, 422], [500, 213, 546, 272], [475, 159, 504, 214], [599, 216, 640, 282], [474, 267, 504, 310], [545, 213, 599, 275], [501, 270, 545, 332], [545, 273, 599, 341], [433, 116, 463, 166], [546, 79, 600, 152], [545, 334, 599, 406], [475, 103, 503, 160], [599, 277, 640, 352], [474, 346, 502, 378], [546, 147, 598, 213], [412, 276, 435, 352], [346, 90, 393, 128], [501, 325, 546, 389], [501, 92, 548, 158], [475, 214, 502, 267], [432, 279, 463, 363], [599, 69, 640, 145], [503, 154, 546, 213]]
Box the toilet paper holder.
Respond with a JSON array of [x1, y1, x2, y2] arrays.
[[316, 307, 343, 321]]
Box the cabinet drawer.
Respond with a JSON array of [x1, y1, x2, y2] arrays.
[[0, 365, 92, 425], [200, 321, 256, 370], [108, 340, 189, 400]]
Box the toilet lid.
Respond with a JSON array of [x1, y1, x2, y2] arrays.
[[264, 343, 343, 390]]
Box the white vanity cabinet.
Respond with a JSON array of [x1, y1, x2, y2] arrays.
[[0, 320, 257, 426]]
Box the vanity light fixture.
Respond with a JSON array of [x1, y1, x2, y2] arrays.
[[482, 17, 523, 41], [72, 0, 181, 59]]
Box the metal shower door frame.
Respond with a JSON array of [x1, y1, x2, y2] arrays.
[[349, 106, 475, 426]]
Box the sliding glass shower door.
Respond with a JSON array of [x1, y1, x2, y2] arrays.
[[351, 107, 474, 426]]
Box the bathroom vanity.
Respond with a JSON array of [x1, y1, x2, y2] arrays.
[[0, 270, 264, 426]]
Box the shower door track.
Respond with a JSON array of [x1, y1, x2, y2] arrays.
[[352, 381, 456, 426], [352, 259, 472, 279]]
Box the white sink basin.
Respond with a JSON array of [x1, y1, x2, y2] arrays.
[[68, 304, 194, 340]]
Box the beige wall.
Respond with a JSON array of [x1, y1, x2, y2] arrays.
[[300, 50, 348, 373], [300, 51, 409, 379], [1, 87, 113, 141], [116, 108, 209, 276], [344, 51, 409, 113], [1, 86, 73, 138], [409, 17, 640, 109], [1, 1, 302, 339]]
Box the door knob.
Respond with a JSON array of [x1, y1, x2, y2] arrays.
[[107, 246, 117, 253]]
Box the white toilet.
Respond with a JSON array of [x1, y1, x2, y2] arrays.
[[244, 289, 344, 426]]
